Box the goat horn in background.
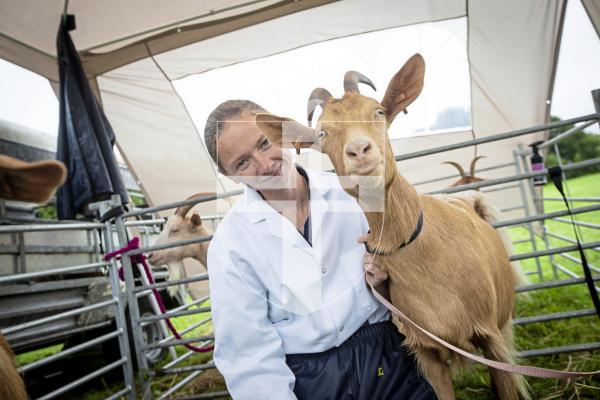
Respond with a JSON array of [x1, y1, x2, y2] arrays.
[[307, 87, 333, 127], [343, 71, 376, 94], [174, 192, 215, 217], [441, 161, 467, 178], [470, 156, 486, 177]]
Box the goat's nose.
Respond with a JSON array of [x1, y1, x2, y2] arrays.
[[345, 138, 372, 159]]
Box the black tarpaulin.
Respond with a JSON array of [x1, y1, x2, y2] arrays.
[[56, 15, 128, 220]]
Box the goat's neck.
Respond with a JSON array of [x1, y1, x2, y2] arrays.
[[363, 172, 422, 252], [194, 240, 209, 268]]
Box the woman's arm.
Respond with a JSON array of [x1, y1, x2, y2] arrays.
[[208, 238, 298, 399]]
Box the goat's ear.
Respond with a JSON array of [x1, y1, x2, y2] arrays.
[[255, 113, 320, 153], [190, 213, 202, 227], [381, 53, 425, 124]]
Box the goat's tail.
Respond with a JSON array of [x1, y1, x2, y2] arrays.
[[166, 260, 186, 298], [471, 192, 529, 286], [0, 334, 28, 400]]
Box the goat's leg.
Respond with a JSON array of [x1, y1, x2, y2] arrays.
[[413, 347, 455, 400], [479, 329, 528, 400]]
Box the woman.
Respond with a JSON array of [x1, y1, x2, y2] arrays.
[[204, 100, 435, 399]]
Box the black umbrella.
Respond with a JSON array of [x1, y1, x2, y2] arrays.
[[56, 15, 128, 220]]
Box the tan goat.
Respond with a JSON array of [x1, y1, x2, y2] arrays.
[[0, 333, 28, 400], [255, 54, 528, 400], [148, 193, 214, 296]]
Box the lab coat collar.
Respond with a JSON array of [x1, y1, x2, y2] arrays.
[[241, 164, 333, 252]]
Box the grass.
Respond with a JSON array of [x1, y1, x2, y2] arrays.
[[18, 173, 600, 399], [16, 343, 64, 365]]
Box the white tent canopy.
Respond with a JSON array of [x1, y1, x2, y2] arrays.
[[1, 0, 599, 217]]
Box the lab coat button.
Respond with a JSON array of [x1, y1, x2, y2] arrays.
[[339, 325, 344, 332], [322, 267, 327, 273]]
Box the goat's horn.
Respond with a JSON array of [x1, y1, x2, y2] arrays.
[[442, 161, 466, 178], [343, 71, 376, 94], [469, 156, 486, 177], [174, 192, 215, 217], [307, 87, 333, 127]]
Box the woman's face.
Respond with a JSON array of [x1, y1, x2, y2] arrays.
[[217, 112, 294, 190]]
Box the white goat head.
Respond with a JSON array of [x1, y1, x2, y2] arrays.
[[148, 193, 213, 269]]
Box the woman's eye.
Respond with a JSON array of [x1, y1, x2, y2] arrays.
[[317, 130, 327, 139], [236, 159, 249, 170], [260, 138, 271, 149], [376, 108, 385, 116]]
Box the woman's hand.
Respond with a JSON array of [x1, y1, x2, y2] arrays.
[[358, 234, 388, 287]]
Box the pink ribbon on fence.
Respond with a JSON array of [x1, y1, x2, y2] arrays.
[[370, 284, 600, 379], [105, 237, 214, 353]]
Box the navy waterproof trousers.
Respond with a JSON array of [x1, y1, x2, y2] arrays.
[[286, 320, 437, 400]]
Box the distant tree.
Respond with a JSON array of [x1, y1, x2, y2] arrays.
[[430, 106, 470, 130], [544, 116, 600, 178]]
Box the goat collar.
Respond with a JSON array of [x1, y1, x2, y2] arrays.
[[364, 209, 424, 256]]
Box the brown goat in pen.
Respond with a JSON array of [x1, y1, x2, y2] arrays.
[[255, 54, 528, 399], [443, 156, 486, 187], [0, 333, 28, 400]]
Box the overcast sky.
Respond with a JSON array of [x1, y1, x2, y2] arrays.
[[0, 0, 598, 140]]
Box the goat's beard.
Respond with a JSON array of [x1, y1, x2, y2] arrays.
[[338, 174, 386, 212]]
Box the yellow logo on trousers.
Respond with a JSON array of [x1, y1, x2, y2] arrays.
[[377, 367, 384, 376]]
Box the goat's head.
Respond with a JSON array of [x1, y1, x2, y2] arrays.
[[443, 156, 486, 188], [255, 54, 425, 199], [148, 193, 212, 266]]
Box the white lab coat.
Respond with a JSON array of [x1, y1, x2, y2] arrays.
[[207, 166, 388, 400]]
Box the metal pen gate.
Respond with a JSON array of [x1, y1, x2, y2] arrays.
[[0, 221, 136, 400]]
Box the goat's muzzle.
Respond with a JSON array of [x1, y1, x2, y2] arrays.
[[345, 138, 372, 161]]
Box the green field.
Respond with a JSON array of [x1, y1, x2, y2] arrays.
[[16, 173, 600, 399]]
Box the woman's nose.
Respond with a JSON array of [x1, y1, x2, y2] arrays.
[[256, 156, 273, 175]]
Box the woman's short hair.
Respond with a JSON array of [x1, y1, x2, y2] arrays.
[[204, 100, 267, 172]]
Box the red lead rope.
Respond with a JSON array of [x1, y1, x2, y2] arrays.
[[104, 237, 214, 353], [370, 284, 599, 379]]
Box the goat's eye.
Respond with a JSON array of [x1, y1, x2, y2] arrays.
[[316, 130, 327, 139], [375, 108, 385, 116]]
